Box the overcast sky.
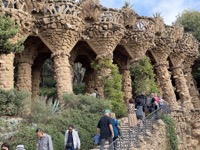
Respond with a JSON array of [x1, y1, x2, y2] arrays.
[[99, 0, 200, 25]]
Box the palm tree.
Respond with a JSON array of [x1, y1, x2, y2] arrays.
[[153, 12, 162, 18], [122, 1, 133, 9]]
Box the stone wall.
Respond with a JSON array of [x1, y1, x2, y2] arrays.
[[131, 120, 167, 150], [172, 110, 200, 150]]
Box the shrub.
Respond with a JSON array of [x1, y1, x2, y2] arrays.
[[9, 94, 111, 150], [73, 83, 86, 94], [0, 89, 28, 116], [162, 114, 178, 150]]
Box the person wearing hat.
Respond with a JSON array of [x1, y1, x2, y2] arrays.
[[16, 145, 25, 150], [96, 109, 114, 150]]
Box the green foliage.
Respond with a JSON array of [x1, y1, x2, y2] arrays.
[[130, 56, 158, 96], [0, 89, 28, 116], [9, 94, 111, 150], [40, 87, 57, 103], [41, 59, 55, 88], [73, 83, 86, 94], [175, 10, 200, 42], [162, 115, 178, 150], [0, 15, 24, 54], [92, 59, 127, 117]]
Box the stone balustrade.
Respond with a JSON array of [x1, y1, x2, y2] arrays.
[[45, 0, 81, 16], [99, 9, 123, 24]]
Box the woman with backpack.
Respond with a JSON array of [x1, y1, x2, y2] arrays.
[[111, 113, 120, 150]]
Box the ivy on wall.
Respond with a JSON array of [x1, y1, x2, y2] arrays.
[[91, 59, 127, 117], [162, 114, 178, 150]]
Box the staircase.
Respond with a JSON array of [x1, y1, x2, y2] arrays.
[[90, 117, 129, 150], [91, 105, 171, 150]]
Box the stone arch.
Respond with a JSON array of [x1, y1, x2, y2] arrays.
[[113, 45, 132, 102], [70, 41, 97, 94], [14, 36, 53, 96]]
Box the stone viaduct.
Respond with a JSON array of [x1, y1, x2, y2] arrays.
[[0, 0, 200, 148]]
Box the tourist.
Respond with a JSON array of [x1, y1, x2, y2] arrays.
[[1, 143, 12, 150], [110, 113, 120, 150], [90, 88, 100, 99], [127, 98, 138, 128], [97, 109, 114, 150], [36, 128, 54, 150], [15, 145, 26, 150], [158, 96, 165, 108], [135, 99, 145, 124], [153, 93, 160, 109], [64, 125, 81, 150], [148, 93, 157, 113]]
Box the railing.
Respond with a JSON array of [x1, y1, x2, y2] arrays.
[[106, 104, 171, 150]]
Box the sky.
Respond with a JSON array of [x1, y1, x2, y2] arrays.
[[99, 0, 200, 25]]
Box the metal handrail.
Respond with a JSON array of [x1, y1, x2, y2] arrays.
[[106, 104, 171, 150]]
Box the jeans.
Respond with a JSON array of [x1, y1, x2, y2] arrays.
[[113, 137, 118, 150], [100, 136, 113, 150], [66, 146, 75, 150]]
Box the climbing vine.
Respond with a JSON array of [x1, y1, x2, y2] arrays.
[[130, 56, 158, 96], [0, 15, 24, 54], [91, 59, 127, 117], [162, 114, 178, 150]]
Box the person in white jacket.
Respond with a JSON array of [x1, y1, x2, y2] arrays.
[[64, 125, 81, 150]]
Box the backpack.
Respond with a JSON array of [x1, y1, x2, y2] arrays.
[[136, 105, 143, 117]]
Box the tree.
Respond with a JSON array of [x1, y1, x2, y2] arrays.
[[130, 57, 158, 96], [174, 10, 200, 87], [174, 10, 200, 41], [0, 15, 24, 54]]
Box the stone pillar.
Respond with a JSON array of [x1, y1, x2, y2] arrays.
[[16, 62, 32, 92], [122, 68, 132, 103], [172, 66, 193, 110], [32, 68, 41, 98], [0, 53, 15, 90], [155, 62, 178, 109], [85, 71, 96, 94], [184, 68, 200, 108], [52, 52, 73, 101], [95, 56, 113, 99]]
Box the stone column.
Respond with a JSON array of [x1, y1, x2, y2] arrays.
[[122, 68, 132, 103], [32, 68, 41, 98], [184, 67, 200, 108], [172, 66, 193, 110], [52, 52, 73, 101], [0, 53, 15, 90], [155, 62, 178, 109], [84, 71, 96, 94], [95, 55, 113, 99], [16, 62, 32, 92]]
